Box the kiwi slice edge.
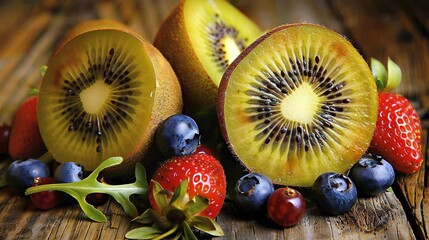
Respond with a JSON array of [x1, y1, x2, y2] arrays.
[[218, 23, 378, 187], [154, 0, 262, 115], [38, 21, 182, 176]]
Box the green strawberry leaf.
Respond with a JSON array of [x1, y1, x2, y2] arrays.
[[133, 208, 157, 224], [151, 180, 169, 210], [385, 57, 402, 92], [40, 65, 47, 77], [125, 225, 164, 239], [371, 57, 402, 92], [190, 215, 224, 236], [371, 58, 387, 91], [25, 156, 148, 222], [183, 221, 198, 240], [185, 195, 209, 217], [28, 88, 39, 96], [170, 178, 188, 208]]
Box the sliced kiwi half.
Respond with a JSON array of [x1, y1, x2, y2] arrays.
[[38, 20, 182, 175], [217, 24, 378, 187], [154, 0, 262, 115]]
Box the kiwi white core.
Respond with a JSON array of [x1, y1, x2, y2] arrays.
[[280, 82, 318, 124], [80, 80, 111, 114], [222, 37, 241, 65]]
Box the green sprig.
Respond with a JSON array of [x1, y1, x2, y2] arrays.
[[25, 157, 147, 222], [125, 179, 223, 240]]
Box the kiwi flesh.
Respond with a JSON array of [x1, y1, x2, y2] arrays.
[[38, 20, 182, 176], [217, 24, 378, 187], [154, 0, 262, 115]]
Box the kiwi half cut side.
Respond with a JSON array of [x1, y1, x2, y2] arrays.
[[38, 20, 182, 175], [154, 0, 262, 115], [217, 24, 378, 187]]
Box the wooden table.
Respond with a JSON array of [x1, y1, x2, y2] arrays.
[[0, 0, 428, 239]]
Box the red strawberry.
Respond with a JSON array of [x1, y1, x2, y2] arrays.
[[149, 152, 226, 219], [369, 92, 423, 173], [8, 96, 47, 160]]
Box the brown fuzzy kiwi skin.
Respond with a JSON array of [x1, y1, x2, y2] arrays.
[[217, 23, 376, 186], [153, 2, 218, 116], [42, 20, 183, 178]]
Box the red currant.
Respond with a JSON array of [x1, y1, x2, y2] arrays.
[[267, 187, 306, 227], [30, 177, 62, 210], [195, 145, 216, 156], [86, 193, 109, 206], [0, 124, 11, 156]]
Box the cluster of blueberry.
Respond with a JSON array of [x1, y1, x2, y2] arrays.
[[6, 159, 108, 209], [233, 154, 395, 225]]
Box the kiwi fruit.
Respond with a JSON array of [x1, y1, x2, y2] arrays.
[[38, 20, 182, 176], [217, 23, 378, 187], [154, 0, 262, 115]]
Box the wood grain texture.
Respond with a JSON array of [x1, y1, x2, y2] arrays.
[[0, 0, 428, 239]]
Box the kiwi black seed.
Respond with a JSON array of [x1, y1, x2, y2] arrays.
[[58, 46, 140, 154], [245, 54, 349, 154], [218, 24, 378, 187], [208, 14, 248, 72]]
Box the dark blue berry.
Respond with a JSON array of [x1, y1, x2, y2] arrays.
[[156, 114, 201, 158], [233, 173, 274, 217], [349, 155, 395, 196], [54, 162, 84, 183], [312, 172, 357, 215], [6, 159, 50, 190]]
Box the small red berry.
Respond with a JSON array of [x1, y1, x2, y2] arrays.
[[267, 187, 306, 227], [194, 144, 216, 157], [30, 177, 61, 210], [0, 124, 11, 156], [86, 193, 109, 206]]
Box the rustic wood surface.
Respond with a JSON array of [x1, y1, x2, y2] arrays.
[[0, 0, 428, 239]]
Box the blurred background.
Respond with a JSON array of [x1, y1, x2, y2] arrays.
[[0, 0, 428, 124]]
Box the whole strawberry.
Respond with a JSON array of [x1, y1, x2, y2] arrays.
[[369, 92, 422, 173], [126, 152, 226, 239], [369, 58, 423, 174], [8, 96, 47, 160], [149, 152, 226, 219]]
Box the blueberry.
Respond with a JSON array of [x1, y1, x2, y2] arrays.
[[54, 162, 84, 183], [156, 114, 201, 158], [349, 154, 395, 197], [233, 173, 274, 217], [6, 159, 50, 190], [312, 172, 357, 215]]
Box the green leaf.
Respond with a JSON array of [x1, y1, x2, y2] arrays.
[[40, 65, 47, 77], [371, 58, 387, 91], [385, 57, 402, 92], [182, 221, 198, 240], [190, 215, 224, 237], [25, 157, 148, 222], [28, 88, 39, 96], [132, 209, 157, 225], [125, 225, 163, 239], [151, 180, 169, 210], [170, 178, 188, 208], [185, 195, 209, 217]]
